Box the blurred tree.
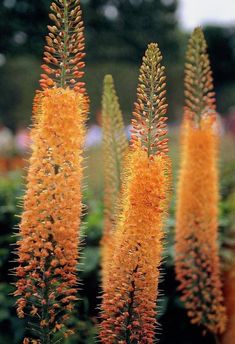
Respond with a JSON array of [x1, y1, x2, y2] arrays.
[[0, 56, 40, 130], [0, 0, 49, 57], [83, 0, 181, 63], [204, 26, 235, 114], [204, 26, 235, 87]]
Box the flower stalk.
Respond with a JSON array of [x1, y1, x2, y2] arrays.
[[14, 1, 88, 342], [99, 43, 171, 343], [175, 27, 227, 335]]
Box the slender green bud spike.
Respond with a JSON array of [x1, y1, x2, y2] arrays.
[[101, 74, 128, 290]]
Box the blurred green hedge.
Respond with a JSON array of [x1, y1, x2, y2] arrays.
[[0, 57, 185, 129]]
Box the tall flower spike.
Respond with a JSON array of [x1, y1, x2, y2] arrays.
[[40, 0, 86, 93], [175, 27, 227, 335], [14, 88, 87, 342], [101, 75, 128, 291], [99, 44, 171, 343]]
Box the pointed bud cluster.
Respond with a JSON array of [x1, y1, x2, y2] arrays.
[[184, 27, 216, 125], [131, 43, 168, 158], [40, 0, 86, 93]]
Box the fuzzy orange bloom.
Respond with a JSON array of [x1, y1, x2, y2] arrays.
[[175, 119, 226, 333], [99, 43, 171, 343], [175, 27, 226, 335], [14, 88, 87, 338], [100, 148, 171, 343]]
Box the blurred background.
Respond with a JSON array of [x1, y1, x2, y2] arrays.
[[0, 0, 234, 343]]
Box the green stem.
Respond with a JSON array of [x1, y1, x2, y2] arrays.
[[147, 64, 155, 158], [194, 40, 205, 128], [41, 272, 51, 344], [110, 116, 121, 193], [61, 0, 69, 88], [125, 265, 138, 344], [41, 231, 55, 344], [214, 334, 220, 344]]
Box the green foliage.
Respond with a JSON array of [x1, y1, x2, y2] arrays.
[[0, 56, 41, 129], [0, 171, 22, 255], [0, 283, 26, 344], [220, 160, 235, 267], [0, 172, 24, 344]]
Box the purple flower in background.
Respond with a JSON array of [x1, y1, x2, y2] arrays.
[[85, 125, 102, 148], [15, 128, 31, 154]]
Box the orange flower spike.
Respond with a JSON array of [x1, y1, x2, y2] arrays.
[[101, 74, 128, 290], [175, 27, 227, 335], [99, 43, 171, 343], [100, 148, 171, 343], [15, 88, 88, 339], [40, 0, 86, 93]]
